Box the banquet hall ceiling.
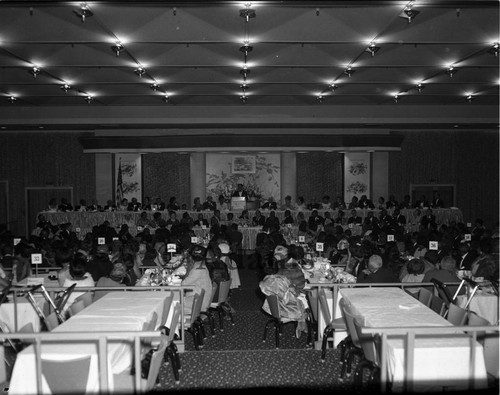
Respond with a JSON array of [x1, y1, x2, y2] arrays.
[[0, 0, 498, 131]]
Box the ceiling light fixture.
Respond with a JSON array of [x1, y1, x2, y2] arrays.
[[466, 95, 474, 103], [344, 66, 355, 77], [239, 43, 253, 57], [29, 66, 40, 78], [8, 96, 16, 104], [74, 3, 93, 23], [393, 94, 399, 103], [111, 42, 124, 57], [317, 95, 324, 103], [239, 3, 256, 22], [365, 43, 380, 57], [240, 95, 247, 104], [329, 83, 338, 91], [240, 68, 250, 80], [85, 95, 93, 104], [399, 4, 420, 23], [416, 82, 425, 92], [134, 67, 146, 78], [446, 65, 457, 77], [487, 42, 499, 57], [60, 83, 71, 93], [150, 83, 160, 91], [163, 95, 169, 103]]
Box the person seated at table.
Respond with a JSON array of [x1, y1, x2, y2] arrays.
[[217, 242, 241, 289], [86, 199, 102, 212], [202, 195, 217, 211], [431, 192, 445, 208], [296, 196, 306, 211], [320, 195, 331, 210], [47, 198, 58, 212], [261, 196, 278, 211], [376, 196, 386, 210], [400, 258, 426, 295], [58, 197, 73, 212], [264, 211, 280, 229], [333, 210, 345, 225], [94, 262, 127, 301], [251, 209, 266, 227], [281, 195, 296, 211], [209, 209, 222, 230], [193, 213, 209, 228], [182, 245, 213, 314], [127, 197, 141, 212], [135, 211, 150, 229], [74, 199, 88, 212], [180, 211, 194, 228], [215, 195, 229, 211], [166, 196, 180, 211], [282, 210, 294, 225], [414, 194, 430, 209], [420, 208, 436, 230], [122, 253, 140, 286], [332, 196, 346, 210], [141, 196, 152, 211], [153, 196, 166, 211], [117, 224, 133, 243], [54, 245, 74, 286], [347, 209, 362, 225], [12, 241, 34, 283], [330, 238, 354, 272], [103, 199, 117, 212], [357, 254, 399, 283], [308, 209, 323, 232], [226, 223, 243, 255], [277, 244, 306, 294], [271, 245, 288, 275], [259, 272, 308, 339], [422, 255, 465, 296], [348, 196, 359, 210], [358, 195, 374, 210], [62, 252, 95, 314], [192, 197, 203, 212], [87, 244, 113, 283], [297, 220, 315, 245], [398, 194, 412, 210], [165, 211, 180, 228], [454, 239, 478, 271], [232, 183, 248, 198], [323, 211, 334, 227], [117, 198, 129, 211], [239, 209, 251, 226], [386, 194, 399, 210]]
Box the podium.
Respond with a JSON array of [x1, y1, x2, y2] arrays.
[[231, 197, 246, 211]]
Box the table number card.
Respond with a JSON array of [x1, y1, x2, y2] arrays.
[[191, 236, 198, 244], [112, 237, 119, 241], [387, 235, 394, 242], [167, 243, 177, 253], [316, 242, 324, 252], [464, 234, 471, 241], [98, 237, 106, 245], [298, 235, 305, 243], [348, 223, 353, 229], [429, 241, 438, 250], [466, 222, 472, 228], [31, 253, 42, 265]]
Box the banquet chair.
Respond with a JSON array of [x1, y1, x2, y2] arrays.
[[430, 278, 455, 306], [68, 300, 86, 317], [54, 283, 77, 314], [184, 290, 205, 351], [114, 334, 169, 393], [73, 291, 93, 308], [445, 303, 468, 326], [429, 295, 446, 316], [417, 287, 433, 307], [160, 294, 174, 327], [305, 290, 318, 347], [44, 311, 60, 331], [352, 316, 382, 391], [208, 280, 234, 332], [340, 300, 365, 380], [160, 303, 182, 384], [318, 288, 347, 362], [25, 284, 66, 325], [466, 311, 490, 345], [200, 282, 218, 338], [262, 294, 304, 349], [42, 356, 91, 395]]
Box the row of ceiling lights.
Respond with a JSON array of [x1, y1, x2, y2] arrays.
[[4, 2, 499, 105]]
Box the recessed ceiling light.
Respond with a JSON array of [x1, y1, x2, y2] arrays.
[[73, 4, 93, 23], [60, 83, 71, 93], [344, 67, 354, 77], [487, 42, 499, 57], [111, 42, 124, 57], [8, 96, 16, 104], [416, 83, 425, 92], [134, 67, 146, 78], [85, 95, 93, 104], [365, 43, 380, 57], [29, 66, 40, 78], [446, 66, 458, 77]]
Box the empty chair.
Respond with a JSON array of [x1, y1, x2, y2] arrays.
[[114, 335, 169, 393], [184, 290, 205, 351], [446, 303, 468, 326], [318, 288, 347, 361], [160, 303, 182, 384], [200, 282, 218, 338], [430, 278, 455, 306], [467, 311, 491, 345], [208, 280, 234, 332], [429, 295, 446, 316], [160, 294, 174, 327], [42, 356, 91, 394], [417, 287, 433, 307], [340, 299, 365, 379]]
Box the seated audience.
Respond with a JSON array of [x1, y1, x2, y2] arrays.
[[62, 252, 95, 314], [181, 245, 213, 313], [94, 262, 127, 301], [357, 254, 399, 283]]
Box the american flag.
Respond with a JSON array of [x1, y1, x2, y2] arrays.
[[116, 157, 123, 205]]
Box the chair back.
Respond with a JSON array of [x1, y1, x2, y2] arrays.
[[55, 283, 77, 312], [42, 356, 91, 394], [467, 311, 490, 343], [74, 291, 93, 308], [69, 300, 86, 317], [417, 287, 433, 307], [430, 278, 454, 306], [145, 335, 169, 391], [306, 290, 318, 322], [142, 312, 158, 332], [318, 288, 332, 324], [216, 280, 231, 304], [339, 298, 361, 348], [446, 303, 468, 326], [429, 295, 446, 316], [353, 316, 380, 366], [160, 294, 174, 327], [167, 304, 181, 343], [209, 282, 219, 306], [45, 311, 60, 331], [188, 289, 205, 326], [266, 294, 281, 320]]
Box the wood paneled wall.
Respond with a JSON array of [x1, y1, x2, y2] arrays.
[[0, 132, 95, 235], [389, 131, 499, 227]]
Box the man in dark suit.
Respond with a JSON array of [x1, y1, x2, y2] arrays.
[[431, 192, 445, 208], [455, 241, 478, 270], [420, 208, 436, 229], [232, 183, 248, 198], [357, 254, 399, 283]]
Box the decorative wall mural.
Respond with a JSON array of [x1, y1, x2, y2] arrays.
[[115, 154, 142, 204], [206, 154, 280, 201], [344, 153, 370, 203]]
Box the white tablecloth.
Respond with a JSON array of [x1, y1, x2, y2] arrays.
[[337, 287, 488, 392], [457, 291, 499, 325], [8, 291, 170, 395], [0, 296, 47, 332]]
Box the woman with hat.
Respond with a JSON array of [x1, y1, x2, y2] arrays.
[[181, 245, 213, 313], [217, 242, 241, 289]]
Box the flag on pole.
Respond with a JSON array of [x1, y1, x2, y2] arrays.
[[116, 157, 124, 205]]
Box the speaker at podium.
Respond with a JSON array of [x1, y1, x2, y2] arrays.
[[231, 197, 246, 211]]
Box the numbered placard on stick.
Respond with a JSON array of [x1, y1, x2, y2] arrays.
[[464, 234, 471, 241], [387, 235, 394, 242], [298, 235, 305, 243], [98, 237, 106, 245], [31, 253, 42, 265], [429, 241, 438, 251], [167, 243, 177, 253], [316, 242, 324, 252], [191, 236, 198, 244]]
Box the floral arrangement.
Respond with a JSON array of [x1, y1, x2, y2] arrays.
[[348, 162, 368, 176], [346, 181, 367, 194]]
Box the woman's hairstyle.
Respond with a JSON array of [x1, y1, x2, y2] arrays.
[[69, 253, 88, 278], [288, 244, 305, 260], [407, 258, 425, 275]]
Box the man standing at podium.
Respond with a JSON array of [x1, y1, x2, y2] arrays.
[[232, 183, 248, 198]]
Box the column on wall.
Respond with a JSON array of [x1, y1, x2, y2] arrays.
[[372, 151, 389, 201], [190, 152, 206, 204], [95, 153, 113, 206], [280, 152, 297, 205]]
